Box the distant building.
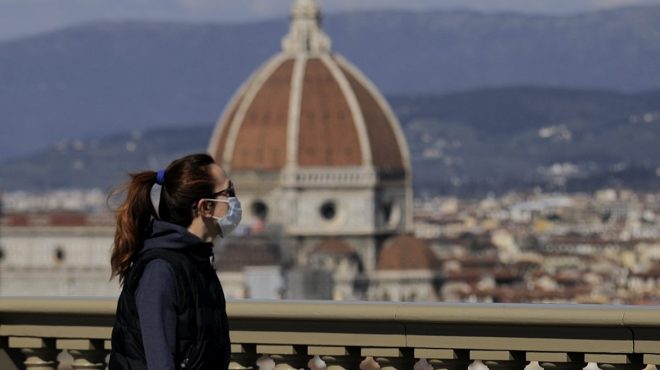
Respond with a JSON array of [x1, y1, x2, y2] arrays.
[[368, 235, 441, 301], [0, 212, 118, 296], [208, 0, 413, 298]]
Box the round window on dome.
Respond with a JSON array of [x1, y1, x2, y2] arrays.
[[320, 201, 337, 220], [251, 200, 269, 221]]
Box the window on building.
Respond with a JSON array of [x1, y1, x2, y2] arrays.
[[251, 200, 269, 220], [320, 201, 336, 220], [54, 246, 66, 263]]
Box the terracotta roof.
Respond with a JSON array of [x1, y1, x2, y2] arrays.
[[49, 212, 87, 226], [297, 58, 362, 167], [1, 212, 114, 227], [209, 0, 409, 173], [209, 55, 408, 172], [312, 238, 356, 255], [377, 234, 439, 271], [229, 59, 293, 171], [3, 214, 29, 226], [339, 62, 403, 171], [444, 268, 488, 282], [215, 237, 281, 272]]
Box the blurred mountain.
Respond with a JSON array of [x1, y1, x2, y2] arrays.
[[0, 125, 212, 191], [391, 87, 660, 196], [2, 6, 660, 159], [2, 87, 659, 196]]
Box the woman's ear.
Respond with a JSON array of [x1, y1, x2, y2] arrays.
[[198, 199, 214, 218]]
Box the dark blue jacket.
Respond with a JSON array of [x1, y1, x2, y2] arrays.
[[109, 220, 231, 370]]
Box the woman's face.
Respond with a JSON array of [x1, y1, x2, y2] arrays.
[[194, 163, 243, 241]]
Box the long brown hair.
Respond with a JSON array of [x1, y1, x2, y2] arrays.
[[110, 153, 216, 286]]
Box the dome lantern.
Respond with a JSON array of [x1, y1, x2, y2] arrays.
[[281, 0, 331, 54]]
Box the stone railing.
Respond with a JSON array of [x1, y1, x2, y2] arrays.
[[0, 297, 659, 370]]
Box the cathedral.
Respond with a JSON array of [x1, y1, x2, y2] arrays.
[[208, 0, 417, 299], [0, 0, 431, 302]]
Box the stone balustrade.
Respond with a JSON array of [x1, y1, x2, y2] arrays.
[[0, 298, 659, 370]]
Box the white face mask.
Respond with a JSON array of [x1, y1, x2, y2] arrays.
[[205, 197, 242, 239]]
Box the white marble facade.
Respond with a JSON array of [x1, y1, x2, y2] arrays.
[[0, 225, 121, 296]]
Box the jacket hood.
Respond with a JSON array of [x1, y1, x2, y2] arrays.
[[142, 219, 213, 259]]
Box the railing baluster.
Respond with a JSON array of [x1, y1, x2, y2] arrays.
[[309, 355, 328, 370], [308, 346, 362, 370], [470, 360, 489, 370], [415, 349, 471, 370], [272, 354, 303, 370], [8, 337, 59, 370], [56, 339, 106, 370], [472, 351, 527, 370], [0, 298, 658, 370], [586, 354, 644, 370], [22, 348, 59, 370], [414, 358, 434, 370], [231, 344, 258, 369], [362, 348, 413, 370], [528, 352, 586, 370], [256, 345, 306, 370], [360, 356, 381, 370], [257, 355, 276, 370], [642, 357, 659, 370]]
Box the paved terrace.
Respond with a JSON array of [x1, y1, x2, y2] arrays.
[[0, 298, 659, 369]]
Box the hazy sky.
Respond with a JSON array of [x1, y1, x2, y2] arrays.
[[1, 0, 660, 41]]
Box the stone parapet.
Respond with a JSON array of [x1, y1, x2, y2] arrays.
[[0, 298, 658, 370]]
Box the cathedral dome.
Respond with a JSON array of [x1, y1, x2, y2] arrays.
[[377, 235, 439, 271], [208, 0, 410, 175]]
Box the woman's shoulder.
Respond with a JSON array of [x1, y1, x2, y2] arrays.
[[142, 259, 176, 277], [138, 259, 177, 287], [135, 259, 177, 299]]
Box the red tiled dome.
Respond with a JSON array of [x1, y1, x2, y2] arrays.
[[208, 1, 409, 174], [377, 235, 440, 271], [312, 238, 356, 256], [215, 238, 281, 272]]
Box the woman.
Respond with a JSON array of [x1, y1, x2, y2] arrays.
[[108, 153, 241, 370]]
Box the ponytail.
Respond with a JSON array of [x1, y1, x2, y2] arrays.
[[109, 153, 217, 286], [110, 171, 158, 286]]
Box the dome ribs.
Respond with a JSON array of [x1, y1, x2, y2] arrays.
[[211, 93, 243, 164], [297, 58, 362, 167], [231, 59, 294, 171], [210, 55, 409, 174], [337, 63, 405, 173]]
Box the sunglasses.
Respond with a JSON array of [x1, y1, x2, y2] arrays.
[[210, 180, 234, 198], [194, 180, 235, 210]]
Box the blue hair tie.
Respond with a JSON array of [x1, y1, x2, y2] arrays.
[[156, 169, 166, 185]]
